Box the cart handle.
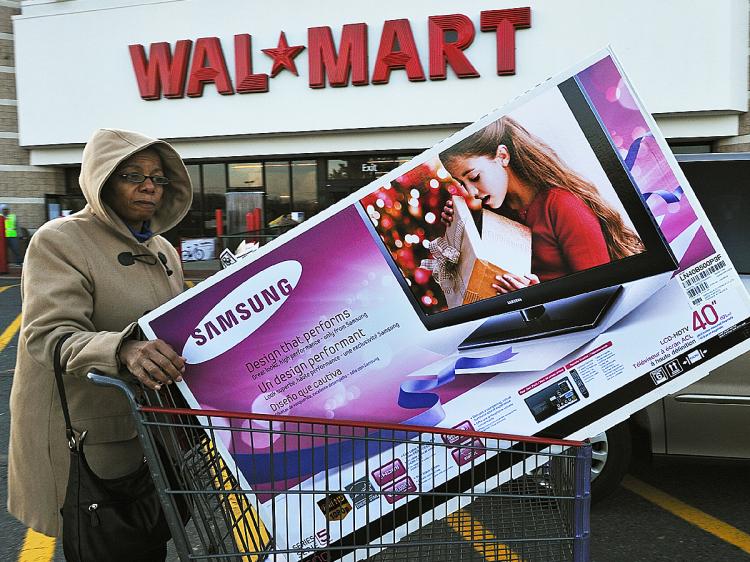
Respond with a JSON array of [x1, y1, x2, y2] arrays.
[[87, 371, 588, 448], [87, 370, 139, 405]]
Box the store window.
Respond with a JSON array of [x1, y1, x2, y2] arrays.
[[327, 155, 414, 182], [322, 154, 417, 208], [162, 164, 202, 243], [64, 167, 83, 194], [182, 164, 204, 237], [266, 161, 291, 225], [59, 152, 416, 244], [367, 155, 413, 178], [228, 162, 264, 190], [186, 164, 201, 194], [327, 157, 369, 180], [50, 167, 87, 221], [292, 160, 318, 220], [227, 162, 264, 234], [202, 163, 227, 236]]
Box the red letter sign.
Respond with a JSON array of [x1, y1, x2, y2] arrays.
[[372, 19, 425, 84], [235, 34, 269, 93], [480, 7, 531, 76], [129, 41, 192, 100], [428, 14, 479, 81], [308, 24, 368, 88], [186, 37, 234, 97]]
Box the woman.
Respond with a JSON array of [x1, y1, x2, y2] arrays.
[[7, 129, 192, 557], [439, 116, 644, 294]]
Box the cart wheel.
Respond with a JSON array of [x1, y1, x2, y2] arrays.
[[590, 421, 632, 502]]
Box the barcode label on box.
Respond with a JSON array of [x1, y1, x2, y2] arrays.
[[687, 282, 709, 299], [678, 255, 729, 306]]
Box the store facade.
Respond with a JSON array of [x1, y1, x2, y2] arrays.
[[6, 0, 749, 244]]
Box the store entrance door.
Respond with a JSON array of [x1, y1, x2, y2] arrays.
[[321, 155, 417, 207]]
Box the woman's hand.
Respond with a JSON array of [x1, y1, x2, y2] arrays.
[[440, 199, 455, 226], [119, 339, 186, 391], [492, 272, 540, 294]]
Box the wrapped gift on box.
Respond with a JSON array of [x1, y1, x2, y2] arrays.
[[426, 196, 532, 308]]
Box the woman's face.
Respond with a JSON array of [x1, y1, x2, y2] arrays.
[[446, 145, 511, 209], [104, 149, 165, 230]]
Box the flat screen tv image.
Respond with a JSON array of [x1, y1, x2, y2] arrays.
[[358, 75, 677, 348]]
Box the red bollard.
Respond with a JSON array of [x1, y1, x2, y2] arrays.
[[215, 209, 223, 238], [246, 208, 262, 244], [0, 215, 7, 274], [250, 211, 256, 237]]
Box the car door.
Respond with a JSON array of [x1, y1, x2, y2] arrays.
[[664, 348, 750, 457], [663, 156, 750, 458]]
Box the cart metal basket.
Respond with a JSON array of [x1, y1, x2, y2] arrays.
[[89, 373, 591, 562]]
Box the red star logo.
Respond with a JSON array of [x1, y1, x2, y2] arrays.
[[262, 32, 305, 78]]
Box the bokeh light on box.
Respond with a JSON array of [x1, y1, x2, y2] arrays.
[[360, 157, 465, 314]]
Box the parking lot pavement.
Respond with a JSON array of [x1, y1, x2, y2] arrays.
[[0, 281, 33, 561], [591, 457, 750, 561], [2, 278, 750, 561]]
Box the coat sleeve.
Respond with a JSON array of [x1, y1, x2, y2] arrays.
[[21, 225, 137, 379]]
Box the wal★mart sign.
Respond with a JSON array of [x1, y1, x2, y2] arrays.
[[128, 8, 531, 99]]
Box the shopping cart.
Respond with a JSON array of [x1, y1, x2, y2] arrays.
[[89, 373, 591, 562]]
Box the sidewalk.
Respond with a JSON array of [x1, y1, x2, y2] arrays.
[[0, 264, 22, 279]]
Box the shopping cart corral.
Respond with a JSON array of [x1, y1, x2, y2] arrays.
[[88, 373, 591, 562]]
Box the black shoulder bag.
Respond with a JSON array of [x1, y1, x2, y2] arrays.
[[54, 334, 171, 562]]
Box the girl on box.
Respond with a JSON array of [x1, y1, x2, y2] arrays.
[[439, 116, 644, 294]]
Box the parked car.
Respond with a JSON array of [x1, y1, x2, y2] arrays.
[[591, 153, 750, 500]]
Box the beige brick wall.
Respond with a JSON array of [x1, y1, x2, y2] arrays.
[[0, 104, 17, 130], [738, 111, 750, 137], [0, 6, 66, 233], [8, 203, 46, 231], [0, 74, 15, 99], [0, 168, 66, 232], [717, 142, 750, 153], [0, 169, 65, 197], [0, 40, 13, 67], [0, 7, 19, 35], [0, 138, 28, 164]]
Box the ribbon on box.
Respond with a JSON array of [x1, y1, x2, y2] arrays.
[[643, 186, 684, 207], [398, 346, 517, 426], [624, 133, 685, 207], [623, 133, 651, 171], [231, 346, 516, 485], [421, 212, 466, 295]]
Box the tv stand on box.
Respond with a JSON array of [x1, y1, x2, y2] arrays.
[[458, 285, 623, 350]]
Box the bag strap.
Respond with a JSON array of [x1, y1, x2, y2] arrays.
[[52, 333, 76, 449]]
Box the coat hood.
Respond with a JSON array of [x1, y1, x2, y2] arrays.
[[80, 129, 192, 236]]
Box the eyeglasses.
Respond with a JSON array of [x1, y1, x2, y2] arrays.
[[117, 173, 170, 186]]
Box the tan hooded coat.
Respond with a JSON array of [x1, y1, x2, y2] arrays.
[[7, 129, 192, 537]]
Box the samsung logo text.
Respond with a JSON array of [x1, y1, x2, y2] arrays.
[[183, 260, 302, 363]]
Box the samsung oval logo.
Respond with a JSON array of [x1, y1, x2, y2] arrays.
[[507, 297, 523, 304], [183, 260, 302, 364]]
